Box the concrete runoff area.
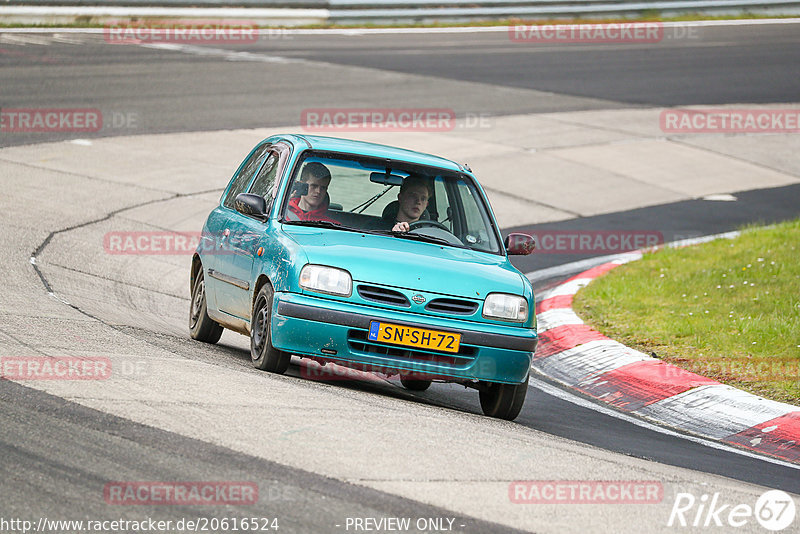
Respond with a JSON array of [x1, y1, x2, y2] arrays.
[[1, 106, 799, 532]]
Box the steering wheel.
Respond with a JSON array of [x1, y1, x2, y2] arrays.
[[408, 220, 450, 232]]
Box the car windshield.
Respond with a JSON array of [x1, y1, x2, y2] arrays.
[[281, 152, 502, 254]]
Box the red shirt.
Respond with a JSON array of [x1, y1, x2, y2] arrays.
[[285, 196, 339, 224]]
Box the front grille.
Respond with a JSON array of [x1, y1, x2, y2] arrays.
[[347, 330, 476, 368], [425, 298, 479, 315], [357, 285, 410, 307]]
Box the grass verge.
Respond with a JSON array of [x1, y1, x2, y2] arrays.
[[573, 220, 800, 405]]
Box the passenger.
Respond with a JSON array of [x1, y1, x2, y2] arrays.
[[389, 175, 432, 232], [285, 162, 338, 223]]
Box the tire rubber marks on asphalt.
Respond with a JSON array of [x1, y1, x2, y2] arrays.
[[0, 34, 52, 45], [0, 33, 93, 46], [139, 43, 298, 65]]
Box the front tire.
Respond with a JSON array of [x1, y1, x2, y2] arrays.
[[189, 268, 223, 344], [479, 375, 528, 421], [250, 283, 290, 373]]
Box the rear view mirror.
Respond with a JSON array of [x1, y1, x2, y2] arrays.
[[370, 172, 404, 186], [504, 233, 536, 255]]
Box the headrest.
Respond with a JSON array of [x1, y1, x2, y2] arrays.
[[381, 201, 430, 222]]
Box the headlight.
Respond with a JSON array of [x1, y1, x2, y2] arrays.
[[483, 293, 528, 322], [299, 264, 352, 296]]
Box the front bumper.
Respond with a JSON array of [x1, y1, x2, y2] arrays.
[[271, 292, 536, 385]]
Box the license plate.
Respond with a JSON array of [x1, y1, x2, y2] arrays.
[[368, 321, 461, 353]]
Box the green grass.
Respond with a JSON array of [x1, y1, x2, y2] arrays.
[[1, 13, 797, 29], [573, 220, 800, 405]]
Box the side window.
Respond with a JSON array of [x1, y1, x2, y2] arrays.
[[248, 151, 280, 204], [223, 144, 271, 209]]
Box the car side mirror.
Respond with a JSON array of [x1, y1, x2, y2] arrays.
[[505, 233, 535, 255], [234, 193, 268, 220]]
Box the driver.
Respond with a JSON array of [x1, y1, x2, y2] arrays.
[[391, 175, 432, 233]]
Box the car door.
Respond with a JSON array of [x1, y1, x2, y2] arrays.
[[217, 143, 289, 320], [198, 205, 230, 315], [210, 142, 274, 318]]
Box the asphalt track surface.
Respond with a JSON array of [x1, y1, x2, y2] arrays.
[[1, 23, 799, 147], [2, 22, 800, 532], [0, 380, 514, 534], [510, 181, 800, 273]]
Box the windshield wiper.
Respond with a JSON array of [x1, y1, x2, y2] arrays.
[[380, 231, 460, 247], [283, 220, 359, 232], [351, 185, 394, 214]]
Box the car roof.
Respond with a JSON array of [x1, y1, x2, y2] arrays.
[[275, 134, 465, 173]]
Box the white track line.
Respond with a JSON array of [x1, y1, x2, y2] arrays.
[[1, 18, 799, 35]]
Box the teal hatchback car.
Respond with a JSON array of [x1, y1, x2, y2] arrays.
[[190, 135, 537, 420]]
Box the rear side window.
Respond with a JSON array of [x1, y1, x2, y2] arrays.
[[250, 152, 278, 202], [223, 144, 272, 209]]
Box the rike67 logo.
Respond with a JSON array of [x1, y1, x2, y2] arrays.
[[668, 490, 796, 531]]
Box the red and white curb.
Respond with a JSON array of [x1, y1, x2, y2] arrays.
[[530, 237, 799, 464]]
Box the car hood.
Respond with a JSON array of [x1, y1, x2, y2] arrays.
[[282, 225, 525, 298]]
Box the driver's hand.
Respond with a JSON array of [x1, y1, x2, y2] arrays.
[[392, 221, 410, 233]]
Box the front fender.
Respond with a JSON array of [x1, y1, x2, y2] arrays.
[[255, 223, 309, 294]]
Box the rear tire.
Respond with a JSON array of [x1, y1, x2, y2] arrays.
[[479, 375, 528, 421], [250, 283, 290, 374], [189, 269, 223, 344], [400, 375, 432, 391]]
